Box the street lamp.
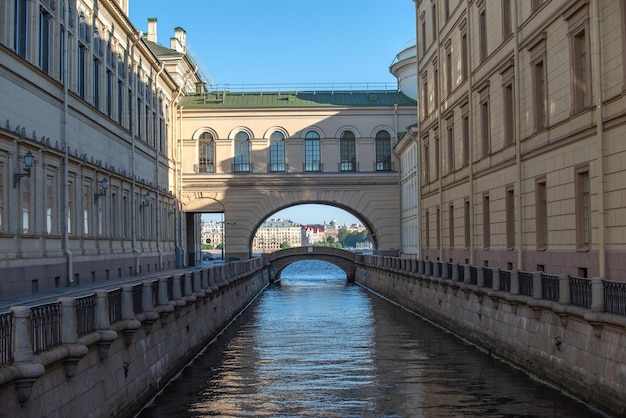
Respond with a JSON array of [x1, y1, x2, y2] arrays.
[[139, 192, 150, 209], [93, 178, 109, 203], [13, 150, 35, 188]]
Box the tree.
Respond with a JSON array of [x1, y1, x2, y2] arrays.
[[280, 242, 291, 249]]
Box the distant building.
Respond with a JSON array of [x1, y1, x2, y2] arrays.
[[301, 225, 326, 246], [201, 220, 223, 248], [253, 219, 302, 253]]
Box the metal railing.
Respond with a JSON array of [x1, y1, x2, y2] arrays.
[[570, 276, 592, 309], [541, 273, 560, 302], [519, 272, 534, 297], [484, 267, 493, 289], [108, 288, 122, 324], [76, 295, 96, 337], [604, 280, 626, 315], [500, 270, 512, 292], [0, 312, 12, 367], [132, 284, 143, 314], [31, 303, 61, 354]]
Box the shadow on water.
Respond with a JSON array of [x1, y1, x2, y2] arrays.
[[136, 260, 607, 418]]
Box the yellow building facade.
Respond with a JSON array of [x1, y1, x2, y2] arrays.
[[415, 0, 626, 280]]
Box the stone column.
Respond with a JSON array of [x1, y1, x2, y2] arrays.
[[558, 274, 570, 304], [510, 270, 519, 295], [9, 307, 34, 363], [477, 266, 484, 287], [95, 290, 111, 330], [173, 274, 182, 300], [591, 277, 605, 312], [532, 272, 542, 299], [158, 277, 169, 305], [463, 264, 471, 284], [122, 285, 135, 319], [492, 269, 501, 291]]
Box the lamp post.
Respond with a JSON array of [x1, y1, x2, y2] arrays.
[[13, 150, 35, 188], [93, 178, 109, 203]]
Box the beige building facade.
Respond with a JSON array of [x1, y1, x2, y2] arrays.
[[415, 0, 626, 280], [0, 1, 196, 297]]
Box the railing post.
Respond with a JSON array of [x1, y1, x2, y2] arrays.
[[492, 268, 500, 291], [442, 262, 449, 279], [173, 274, 182, 300], [463, 264, 471, 284], [532, 272, 542, 299], [591, 277, 605, 312], [418, 260, 425, 275], [452, 263, 459, 282], [184, 272, 193, 296], [433, 261, 440, 277], [9, 306, 33, 364], [122, 285, 135, 320], [95, 290, 111, 330], [142, 280, 155, 312], [59, 298, 78, 344], [559, 274, 570, 304], [510, 270, 519, 295], [477, 266, 484, 287], [158, 277, 169, 305]]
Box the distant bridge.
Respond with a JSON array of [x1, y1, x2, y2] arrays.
[[266, 247, 359, 282]]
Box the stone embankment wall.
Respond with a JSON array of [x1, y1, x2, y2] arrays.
[[0, 259, 269, 417], [355, 256, 626, 417]]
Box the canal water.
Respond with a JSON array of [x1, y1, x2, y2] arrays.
[[137, 260, 604, 417]]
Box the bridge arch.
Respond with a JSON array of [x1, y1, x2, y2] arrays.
[[267, 247, 358, 283]]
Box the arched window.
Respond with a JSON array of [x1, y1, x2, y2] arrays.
[[305, 131, 321, 172], [375, 130, 392, 171], [198, 132, 215, 173], [234, 131, 250, 172], [340, 130, 356, 172], [269, 131, 285, 172]]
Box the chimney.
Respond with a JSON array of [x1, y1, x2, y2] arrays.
[[147, 18, 157, 43], [171, 26, 187, 53]]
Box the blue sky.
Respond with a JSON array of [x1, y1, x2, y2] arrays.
[[129, 1, 415, 226], [129, 0, 416, 85]]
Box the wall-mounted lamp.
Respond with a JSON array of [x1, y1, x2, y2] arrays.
[[93, 178, 109, 203], [168, 202, 177, 215], [13, 150, 35, 188], [139, 192, 150, 209], [555, 336, 562, 351]]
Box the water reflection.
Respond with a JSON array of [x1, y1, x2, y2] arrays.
[[137, 260, 604, 418]]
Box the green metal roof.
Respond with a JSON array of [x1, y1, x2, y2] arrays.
[[180, 90, 417, 108]]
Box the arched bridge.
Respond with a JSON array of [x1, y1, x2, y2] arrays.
[[266, 247, 359, 282]]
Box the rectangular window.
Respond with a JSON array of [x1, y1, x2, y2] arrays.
[[59, 27, 65, 83], [123, 192, 129, 239], [576, 167, 591, 249], [421, 17, 427, 57], [39, 9, 51, 74], [422, 76, 429, 117], [434, 135, 439, 180], [573, 29, 590, 112], [502, 0, 512, 39], [46, 174, 56, 235], [449, 204, 454, 248], [78, 46, 87, 99], [461, 32, 468, 80], [432, 3, 437, 39], [93, 58, 101, 108], [447, 121, 454, 174], [111, 189, 118, 238], [117, 81, 124, 124], [445, 48, 452, 95], [83, 184, 91, 235], [67, 179, 74, 235], [423, 141, 430, 183], [425, 210, 430, 248], [137, 98, 143, 137], [22, 178, 31, 234], [270, 140, 286, 172], [305, 138, 321, 172], [433, 67, 439, 106], [15, 0, 28, 58], [536, 179, 547, 249], [504, 82, 514, 147], [106, 71, 113, 117], [481, 99, 490, 156], [506, 186, 515, 249], [483, 194, 490, 249], [464, 199, 470, 248], [462, 113, 469, 166], [436, 207, 441, 249], [534, 60, 546, 130], [479, 6, 487, 62]]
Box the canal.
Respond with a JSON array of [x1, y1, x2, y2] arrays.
[[137, 260, 604, 417]]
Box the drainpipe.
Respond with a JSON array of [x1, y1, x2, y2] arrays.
[[513, 1, 523, 269], [592, 0, 606, 277], [62, 0, 73, 284], [393, 104, 402, 256], [466, 0, 475, 265], [154, 63, 165, 269], [435, 2, 443, 262], [171, 87, 183, 267], [130, 31, 143, 274]]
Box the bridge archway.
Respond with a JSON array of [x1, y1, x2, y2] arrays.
[[267, 247, 358, 282], [182, 173, 401, 260]]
